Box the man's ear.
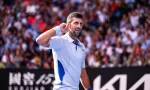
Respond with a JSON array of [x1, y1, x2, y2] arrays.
[[67, 22, 71, 29]]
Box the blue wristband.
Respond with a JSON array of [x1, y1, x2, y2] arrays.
[[88, 88, 92, 90]]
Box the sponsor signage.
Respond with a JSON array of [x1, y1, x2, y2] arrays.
[[0, 69, 54, 90], [83, 67, 150, 90], [0, 67, 150, 90]]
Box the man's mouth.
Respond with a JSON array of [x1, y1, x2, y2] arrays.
[[76, 29, 81, 32]]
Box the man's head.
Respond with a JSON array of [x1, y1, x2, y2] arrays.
[[67, 12, 83, 37]]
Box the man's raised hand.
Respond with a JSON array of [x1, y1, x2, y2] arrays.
[[59, 23, 68, 33]]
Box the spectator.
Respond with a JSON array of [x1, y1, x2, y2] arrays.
[[0, 0, 150, 69]]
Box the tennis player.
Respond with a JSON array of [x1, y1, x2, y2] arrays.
[[36, 12, 92, 90]]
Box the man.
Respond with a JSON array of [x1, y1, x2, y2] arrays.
[[36, 12, 91, 90]]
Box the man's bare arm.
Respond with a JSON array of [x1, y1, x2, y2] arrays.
[[36, 28, 56, 47], [80, 68, 91, 90], [36, 23, 68, 47]]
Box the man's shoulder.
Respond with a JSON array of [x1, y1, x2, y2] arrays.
[[78, 39, 85, 46], [79, 42, 85, 46], [78, 41, 85, 51]]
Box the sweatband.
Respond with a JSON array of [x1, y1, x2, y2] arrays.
[[88, 88, 92, 90], [54, 26, 62, 35]]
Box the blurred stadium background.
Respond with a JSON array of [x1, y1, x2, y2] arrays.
[[0, 0, 150, 90]]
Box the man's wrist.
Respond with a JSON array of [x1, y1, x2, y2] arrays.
[[88, 88, 92, 90], [54, 26, 62, 35]]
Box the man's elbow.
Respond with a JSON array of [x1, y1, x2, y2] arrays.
[[36, 37, 41, 45], [36, 38, 49, 47]]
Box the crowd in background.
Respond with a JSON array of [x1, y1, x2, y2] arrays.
[[0, 0, 150, 69]]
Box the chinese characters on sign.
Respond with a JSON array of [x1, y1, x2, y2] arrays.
[[9, 72, 54, 90]]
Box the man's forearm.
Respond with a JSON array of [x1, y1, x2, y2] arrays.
[[36, 29, 56, 47], [80, 68, 91, 90], [36, 25, 64, 47], [80, 77, 91, 90]]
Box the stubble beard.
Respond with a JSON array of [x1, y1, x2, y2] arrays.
[[70, 29, 80, 38], [75, 31, 80, 37]]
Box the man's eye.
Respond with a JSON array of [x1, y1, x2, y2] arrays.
[[74, 22, 83, 25], [80, 23, 83, 25], [74, 22, 78, 24]]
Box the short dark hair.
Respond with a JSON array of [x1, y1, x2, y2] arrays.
[[67, 12, 83, 23]]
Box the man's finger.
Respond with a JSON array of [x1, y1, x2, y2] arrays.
[[65, 23, 69, 29], [64, 23, 69, 31], [62, 24, 66, 29]]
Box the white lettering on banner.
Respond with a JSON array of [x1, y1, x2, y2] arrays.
[[93, 74, 150, 90], [8, 86, 12, 90], [36, 74, 45, 85], [9, 72, 21, 85], [35, 87, 39, 90], [20, 86, 24, 90], [8, 72, 54, 90], [14, 86, 18, 90], [129, 74, 150, 90], [23, 72, 35, 85], [93, 75, 100, 90], [36, 74, 54, 85], [8, 86, 46, 90], [41, 86, 45, 90], [30, 87, 33, 90], [93, 74, 127, 90]]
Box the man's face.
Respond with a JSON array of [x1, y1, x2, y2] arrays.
[[68, 17, 83, 37]]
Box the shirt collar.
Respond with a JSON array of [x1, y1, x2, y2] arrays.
[[65, 32, 82, 45], [65, 32, 74, 43], [65, 32, 85, 51]]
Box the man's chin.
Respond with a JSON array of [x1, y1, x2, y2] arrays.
[[75, 33, 80, 37]]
